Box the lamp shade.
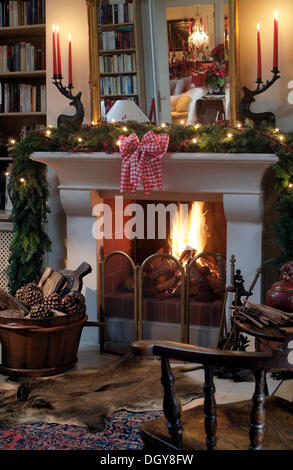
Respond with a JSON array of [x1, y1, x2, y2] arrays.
[[106, 100, 149, 123]]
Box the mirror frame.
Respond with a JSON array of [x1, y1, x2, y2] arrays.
[[86, 0, 240, 126]]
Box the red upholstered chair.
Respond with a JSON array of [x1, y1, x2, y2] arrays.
[[131, 329, 293, 450]]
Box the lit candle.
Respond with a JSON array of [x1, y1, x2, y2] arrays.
[[68, 34, 72, 86], [52, 25, 57, 76], [188, 17, 191, 34], [273, 11, 278, 70], [200, 17, 203, 32], [56, 24, 62, 76], [257, 23, 262, 80], [206, 15, 208, 35]]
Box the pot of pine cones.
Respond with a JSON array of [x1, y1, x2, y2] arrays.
[[0, 264, 91, 377]]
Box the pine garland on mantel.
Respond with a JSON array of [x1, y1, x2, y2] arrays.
[[7, 120, 293, 294]]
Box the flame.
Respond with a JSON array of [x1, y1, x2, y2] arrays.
[[170, 202, 207, 263]]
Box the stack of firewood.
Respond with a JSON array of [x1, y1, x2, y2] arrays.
[[122, 247, 223, 301], [234, 302, 293, 330]]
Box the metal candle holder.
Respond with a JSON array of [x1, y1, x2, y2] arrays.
[[238, 66, 280, 127], [52, 74, 85, 128]]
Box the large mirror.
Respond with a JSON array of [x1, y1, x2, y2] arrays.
[[87, 0, 238, 126]]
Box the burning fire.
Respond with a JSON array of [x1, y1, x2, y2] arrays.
[[170, 202, 207, 264]]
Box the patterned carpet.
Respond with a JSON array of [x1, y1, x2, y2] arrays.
[[0, 410, 164, 450]]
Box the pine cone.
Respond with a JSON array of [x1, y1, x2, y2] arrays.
[[22, 283, 44, 307], [15, 286, 25, 302], [62, 291, 86, 315], [30, 303, 51, 319], [44, 293, 62, 312]]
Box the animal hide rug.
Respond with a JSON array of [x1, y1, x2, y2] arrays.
[[0, 353, 203, 432]]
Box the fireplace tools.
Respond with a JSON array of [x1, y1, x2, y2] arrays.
[[238, 67, 280, 127], [52, 75, 85, 128]]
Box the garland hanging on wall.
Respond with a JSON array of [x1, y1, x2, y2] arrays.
[[7, 120, 293, 294]]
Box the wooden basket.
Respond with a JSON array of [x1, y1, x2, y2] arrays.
[[0, 311, 88, 376]]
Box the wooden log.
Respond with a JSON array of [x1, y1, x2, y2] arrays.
[[0, 288, 29, 314], [38, 267, 66, 297], [0, 309, 26, 318]]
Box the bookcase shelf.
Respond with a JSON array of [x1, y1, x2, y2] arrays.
[[0, 24, 45, 38], [0, 112, 46, 117], [90, 0, 145, 117], [0, 70, 46, 78]]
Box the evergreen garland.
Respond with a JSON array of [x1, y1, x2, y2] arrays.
[[7, 120, 293, 293]]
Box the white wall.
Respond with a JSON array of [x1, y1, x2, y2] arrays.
[[45, 0, 92, 272], [46, 0, 91, 126], [239, 0, 293, 132]]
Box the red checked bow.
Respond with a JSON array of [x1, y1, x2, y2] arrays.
[[119, 130, 169, 197]]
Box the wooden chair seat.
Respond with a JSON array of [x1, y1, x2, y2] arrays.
[[132, 332, 293, 450], [141, 396, 293, 450]]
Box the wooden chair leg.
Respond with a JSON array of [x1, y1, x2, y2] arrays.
[[204, 365, 217, 450], [161, 354, 182, 449], [249, 369, 266, 450]]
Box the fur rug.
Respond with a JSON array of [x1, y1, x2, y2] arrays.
[[0, 354, 203, 432]]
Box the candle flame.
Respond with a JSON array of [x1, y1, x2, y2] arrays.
[[68, 34, 72, 41], [56, 24, 59, 32], [257, 23, 260, 31], [274, 11, 278, 20], [52, 24, 55, 32]]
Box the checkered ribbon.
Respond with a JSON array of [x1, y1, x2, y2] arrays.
[[120, 130, 169, 197]]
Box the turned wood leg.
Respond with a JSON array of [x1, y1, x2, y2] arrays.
[[249, 369, 266, 450], [204, 365, 217, 450], [161, 354, 182, 449]]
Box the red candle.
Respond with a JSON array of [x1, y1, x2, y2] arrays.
[[56, 24, 62, 76], [257, 23, 261, 80], [68, 34, 72, 86], [273, 11, 278, 69], [52, 25, 57, 76], [200, 17, 203, 32], [188, 17, 191, 34]]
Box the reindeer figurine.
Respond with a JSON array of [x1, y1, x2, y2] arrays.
[[52, 76, 85, 128], [238, 68, 280, 127]]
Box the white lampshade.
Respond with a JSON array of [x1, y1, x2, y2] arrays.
[[106, 100, 149, 123]]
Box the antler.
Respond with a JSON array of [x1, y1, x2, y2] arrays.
[[52, 76, 81, 101]]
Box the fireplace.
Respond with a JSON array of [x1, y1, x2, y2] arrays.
[[31, 151, 278, 348], [100, 198, 227, 353]]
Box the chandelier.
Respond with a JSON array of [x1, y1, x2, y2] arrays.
[[188, 22, 209, 50]]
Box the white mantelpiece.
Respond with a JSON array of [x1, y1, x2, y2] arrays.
[[31, 151, 278, 346]]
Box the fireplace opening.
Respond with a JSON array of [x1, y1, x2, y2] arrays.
[[100, 198, 227, 354]]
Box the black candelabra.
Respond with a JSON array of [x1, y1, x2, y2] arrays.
[[52, 74, 85, 128], [238, 66, 280, 127]]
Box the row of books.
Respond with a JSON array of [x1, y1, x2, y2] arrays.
[[97, 1, 134, 25], [0, 0, 45, 27], [99, 28, 135, 51], [100, 74, 137, 96], [0, 81, 46, 112], [0, 43, 45, 72], [99, 52, 136, 73]]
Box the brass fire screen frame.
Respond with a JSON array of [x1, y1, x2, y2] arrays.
[[98, 248, 227, 353]]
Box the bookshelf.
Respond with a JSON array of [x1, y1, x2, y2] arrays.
[[88, 0, 145, 122], [0, 0, 46, 144]]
